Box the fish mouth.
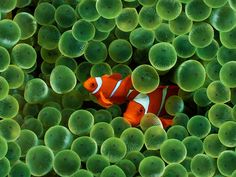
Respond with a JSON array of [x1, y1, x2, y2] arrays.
[[83, 81, 94, 92], [83, 81, 90, 90]]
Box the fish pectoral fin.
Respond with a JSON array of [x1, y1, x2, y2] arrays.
[[99, 92, 112, 104], [124, 117, 139, 127], [123, 112, 140, 127], [98, 92, 113, 108], [159, 117, 173, 129]]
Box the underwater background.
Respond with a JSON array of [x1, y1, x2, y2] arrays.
[[1, 0, 236, 176]]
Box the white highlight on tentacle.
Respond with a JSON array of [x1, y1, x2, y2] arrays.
[[133, 93, 150, 114], [109, 80, 122, 98], [92, 77, 102, 94]]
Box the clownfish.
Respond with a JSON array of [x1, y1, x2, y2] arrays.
[[83, 73, 133, 108], [123, 85, 179, 128]]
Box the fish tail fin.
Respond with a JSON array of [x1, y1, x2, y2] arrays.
[[126, 89, 140, 101], [159, 85, 180, 116], [123, 75, 132, 88], [167, 85, 179, 96], [159, 117, 173, 129], [123, 75, 139, 101]]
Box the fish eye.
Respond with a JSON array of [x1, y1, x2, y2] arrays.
[[139, 108, 144, 113], [90, 83, 95, 87]]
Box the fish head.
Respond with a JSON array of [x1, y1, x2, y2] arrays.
[[83, 77, 98, 93], [123, 100, 145, 126]]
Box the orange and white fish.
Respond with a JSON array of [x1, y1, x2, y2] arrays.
[[123, 85, 180, 128], [83, 73, 133, 108]]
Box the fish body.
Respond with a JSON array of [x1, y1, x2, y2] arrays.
[[83, 73, 133, 108], [123, 85, 179, 128]]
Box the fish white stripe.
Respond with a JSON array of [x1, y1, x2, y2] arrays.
[[92, 77, 102, 94], [134, 93, 150, 114], [126, 89, 133, 98], [157, 86, 169, 116], [109, 80, 122, 98]]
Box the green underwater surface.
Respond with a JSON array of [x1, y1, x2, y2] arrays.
[[1, 0, 236, 176]]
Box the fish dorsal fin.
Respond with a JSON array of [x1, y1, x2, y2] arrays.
[[105, 73, 122, 80], [134, 93, 150, 114]]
